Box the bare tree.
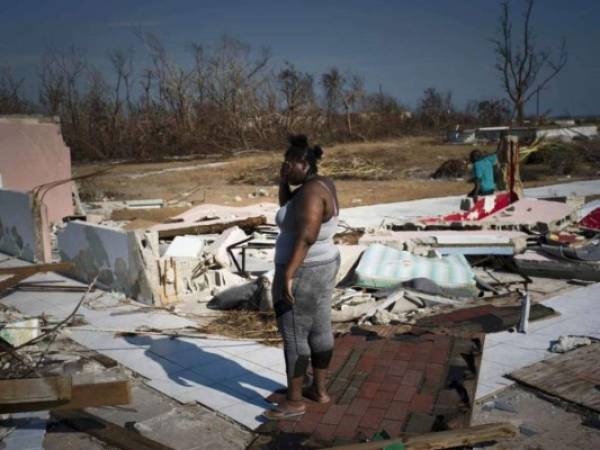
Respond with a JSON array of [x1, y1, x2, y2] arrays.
[[277, 62, 314, 131], [340, 73, 364, 136], [109, 48, 134, 114], [0, 67, 31, 114], [320, 68, 364, 136], [466, 98, 512, 126], [492, 0, 567, 125], [204, 35, 272, 149], [320, 67, 343, 124], [417, 87, 454, 129]]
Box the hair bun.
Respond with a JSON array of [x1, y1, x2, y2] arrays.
[[312, 145, 323, 160], [288, 134, 308, 148]]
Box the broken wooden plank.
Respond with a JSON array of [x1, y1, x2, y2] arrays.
[[508, 343, 600, 413], [0, 261, 73, 276], [0, 369, 131, 413], [52, 409, 173, 450], [0, 262, 73, 292], [321, 422, 518, 450], [54, 370, 132, 411], [15, 282, 91, 292], [0, 376, 72, 413], [0, 271, 38, 292], [157, 215, 267, 239]]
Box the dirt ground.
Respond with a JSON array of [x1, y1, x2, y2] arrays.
[[75, 136, 596, 210]]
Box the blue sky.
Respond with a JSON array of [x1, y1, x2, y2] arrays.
[[1, 0, 599, 115]]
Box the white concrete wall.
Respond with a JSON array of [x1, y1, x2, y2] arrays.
[[57, 221, 158, 304], [0, 189, 50, 262]]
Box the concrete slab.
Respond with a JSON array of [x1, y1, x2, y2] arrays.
[[163, 235, 205, 258], [476, 283, 600, 400], [1, 412, 48, 450], [88, 383, 175, 426], [525, 179, 600, 199], [0, 257, 286, 431], [134, 405, 251, 450]]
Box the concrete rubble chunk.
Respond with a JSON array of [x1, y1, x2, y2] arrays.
[[1, 411, 49, 450], [163, 235, 205, 258], [198, 268, 246, 296], [0, 318, 40, 347], [205, 226, 248, 268]]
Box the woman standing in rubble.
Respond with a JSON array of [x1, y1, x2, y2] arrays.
[[264, 135, 340, 420]]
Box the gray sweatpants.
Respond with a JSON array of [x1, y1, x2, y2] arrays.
[[273, 255, 340, 379]]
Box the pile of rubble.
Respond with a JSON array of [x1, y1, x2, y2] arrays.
[[2, 117, 600, 449]]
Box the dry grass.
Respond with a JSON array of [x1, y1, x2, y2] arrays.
[[74, 136, 597, 209], [196, 310, 280, 345]]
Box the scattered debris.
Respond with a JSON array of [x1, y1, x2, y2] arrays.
[[0, 318, 41, 347], [2, 123, 600, 447], [432, 158, 468, 179], [549, 335, 593, 353]]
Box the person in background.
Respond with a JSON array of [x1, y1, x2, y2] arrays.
[[264, 135, 340, 420], [469, 149, 500, 199]]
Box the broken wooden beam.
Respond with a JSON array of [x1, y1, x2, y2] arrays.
[[321, 422, 518, 450], [0, 369, 131, 413], [0, 376, 71, 413], [54, 370, 132, 411], [15, 281, 92, 292], [52, 409, 173, 450], [0, 261, 73, 276], [157, 215, 267, 239], [0, 262, 74, 292]]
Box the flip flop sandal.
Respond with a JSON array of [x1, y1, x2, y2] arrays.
[[263, 405, 306, 421]]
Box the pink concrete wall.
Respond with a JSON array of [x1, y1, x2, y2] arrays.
[[0, 117, 74, 223]]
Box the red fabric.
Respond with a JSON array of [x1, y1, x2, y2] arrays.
[[580, 207, 600, 231], [420, 191, 515, 225]]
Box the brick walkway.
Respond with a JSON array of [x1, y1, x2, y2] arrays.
[[260, 328, 483, 448]]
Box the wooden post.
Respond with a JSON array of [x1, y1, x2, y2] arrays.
[[157, 215, 267, 239]]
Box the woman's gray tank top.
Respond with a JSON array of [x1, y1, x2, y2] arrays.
[[274, 180, 339, 265]]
